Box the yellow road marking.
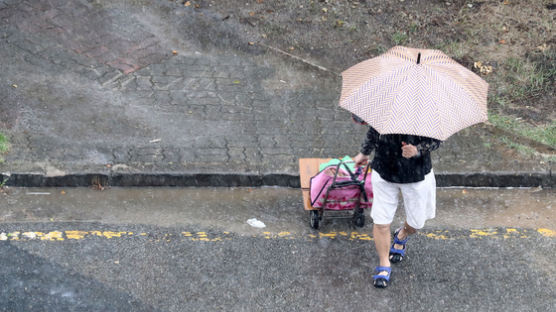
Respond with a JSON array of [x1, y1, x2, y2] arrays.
[[22, 232, 37, 239], [65, 231, 88, 240], [349, 232, 372, 240], [0, 228, 553, 242], [101, 231, 127, 239], [538, 228, 556, 237], [41, 231, 64, 241], [424, 233, 448, 240], [470, 229, 498, 238], [320, 232, 337, 238]]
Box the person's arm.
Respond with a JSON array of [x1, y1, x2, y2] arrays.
[[361, 127, 380, 155], [354, 127, 379, 166], [415, 139, 442, 155], [402, 138, 442, 159]]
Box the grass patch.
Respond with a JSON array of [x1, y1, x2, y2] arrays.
[[0, 132, 8, 154], [499, 137, 556, 162], [489, 94, 509, 108], [444, 41, 465, 60], [0, 132, 9, 163], [391, 32, 408, 45], [504, 52, 556, 101], [528, 58, 556, 96], [500, 137, 537, 155], [489, 113, 556, 148], [408, 22, 419, 34]]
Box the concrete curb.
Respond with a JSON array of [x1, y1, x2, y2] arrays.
[[1, 172, 553, 188]]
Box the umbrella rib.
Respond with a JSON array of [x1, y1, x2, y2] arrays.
[[341, 64, 412, 132], [427, 63, 489, 108], [340, 59, 409, 105], [339, 46, 489, 141], [382, 65, 416, 135], [420, 68, 444, 138], [423, 66, 484, 139], [372, 65, 414, 132]]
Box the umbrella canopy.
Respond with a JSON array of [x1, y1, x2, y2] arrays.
[[339, 46, 489, 141]]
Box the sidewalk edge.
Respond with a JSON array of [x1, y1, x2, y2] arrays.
[[1, 172, 553, 188]]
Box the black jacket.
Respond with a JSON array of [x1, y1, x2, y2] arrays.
[[361, 127, 441, 183]]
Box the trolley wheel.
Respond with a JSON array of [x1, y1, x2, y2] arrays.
[[310, 210, 320, 229], [353, 209, 365, 227]]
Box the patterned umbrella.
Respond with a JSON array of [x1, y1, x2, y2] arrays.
[[339, 46, 489, 141]]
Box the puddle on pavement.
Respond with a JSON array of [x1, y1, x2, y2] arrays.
[[0, 187, 554, 234]]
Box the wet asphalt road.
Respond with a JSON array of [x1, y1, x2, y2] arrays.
[[0, 187, 555, 311]]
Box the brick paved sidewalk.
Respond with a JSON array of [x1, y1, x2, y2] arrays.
[[0, 0, 553, 187]]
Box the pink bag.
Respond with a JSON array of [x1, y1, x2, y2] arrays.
[[310, 164, 373, 211]]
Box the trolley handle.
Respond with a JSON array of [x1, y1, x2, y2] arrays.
[[321, 160, 371, 208], [333, 160, 370, 182], [338, 160, 371, 203], [329, 161, 370, 183], [331, 160, 358, 182], [331, 180, 362, 188]]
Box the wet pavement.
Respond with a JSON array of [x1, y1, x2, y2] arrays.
[[1, 187, 555, 232], [0, 1, 554, 310], [0, 0, 553, 187], [0, 187, 554, 311]]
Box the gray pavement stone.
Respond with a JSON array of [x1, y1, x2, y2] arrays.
[[0, 0, 553, 187]]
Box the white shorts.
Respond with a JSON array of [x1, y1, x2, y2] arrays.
[[370, 170, 436, 229]]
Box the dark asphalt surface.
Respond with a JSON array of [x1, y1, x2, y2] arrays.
[[1, 222, 554, 312], [1, 186, 555, 311]]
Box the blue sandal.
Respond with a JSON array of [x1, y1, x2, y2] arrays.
[[389, 228, 409, 263], [373, 266, 391, 288]]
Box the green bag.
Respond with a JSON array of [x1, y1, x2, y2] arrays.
[[319, 155, 356, 172]]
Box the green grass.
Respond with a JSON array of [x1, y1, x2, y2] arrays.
[[504, 54, 556, 100], [373, 44, 387, 55], [489, 113, 556, 148], [499, 137, 556, 162], [528, 59, 555, 96], [506, 57, 525, 73], [489, 94, 509, 108], [407, 22, 420, 35], [0, 132, 9, 163], [0, 132, 8, 154], [500, 137, 536, 155], [391, 32, 408, 45]]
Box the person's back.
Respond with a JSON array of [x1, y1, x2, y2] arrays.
[[354, 124, 442, 288], [369, 132, 439, 184]]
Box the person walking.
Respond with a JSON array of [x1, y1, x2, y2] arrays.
[[338, 47, 488, 288], [353, 121, 441, 288]]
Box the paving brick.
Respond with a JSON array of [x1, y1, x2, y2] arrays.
[[193, 148, 228, 162], [135, 76, 153, 90], [1, 0, 550, 186]]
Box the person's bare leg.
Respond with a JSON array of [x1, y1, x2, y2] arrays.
[[373, 223, 392, 274], [393, 221, 417, 250]]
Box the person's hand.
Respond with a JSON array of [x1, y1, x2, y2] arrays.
[[354, 153, 369, 167], [401, 142, 418, 159]]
